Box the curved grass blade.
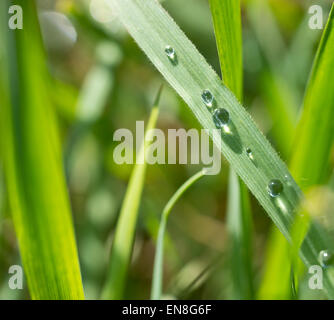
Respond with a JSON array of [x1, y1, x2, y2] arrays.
[[151, 169, 207, 300], [209, 0, 254, 299], [102, 86, 163, 299], [107, 0, 334, 298], [0, 0, 84, 299]]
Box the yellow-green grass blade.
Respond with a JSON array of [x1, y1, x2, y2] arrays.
[[102, 87, 162, 299], [107, 0, 334, 298], [259, 71, 296, 159], [209, 0, 242, 99], [209, 0, 254, 299], [0, 0, 84, 299], [288, 3, 334, 295], [290, 4, 334, 189], [151, 169, 206, 300], [258, 229, 292, 299]]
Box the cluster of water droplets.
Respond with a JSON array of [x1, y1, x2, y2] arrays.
[[164, 45, 333, 267], [165, 47, 285, 196], [201, 89, 231, 132]]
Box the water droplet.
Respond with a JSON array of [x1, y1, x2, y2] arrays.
[[165, 45, 176, 62], [319, 250, 333, 268], [246, 148, 254, 160], [213, 108, 230, 129], [202, 89, 214, 107], [267, 179, 283, 197]]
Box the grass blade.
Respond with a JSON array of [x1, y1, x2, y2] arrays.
[[290, 4, 334, 189], [258, 229, 293, 299], [0, 0, 84, 299], [209, 0, 254, 299], [107, 0, 334, 298], [288, 3, 334, 296], [102, 86, 162, 299], [260, 4, 334, 299], [226, 172, 253, 298], [151, 169, 207, 300], [209, 0, 242, 98]]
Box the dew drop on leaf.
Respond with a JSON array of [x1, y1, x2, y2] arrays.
[[319, 250, 333, 268], [202, 89, 214, 107], [246, 148, 254, 160], [165, 45, 176, 63], [267, 179, 283, 197], [213, 108, 230, 129]]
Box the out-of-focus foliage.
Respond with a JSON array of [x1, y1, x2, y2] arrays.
[[0, 0, 84, 299], [0, 0, 333, 300]]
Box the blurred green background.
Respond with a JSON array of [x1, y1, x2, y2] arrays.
[[0, 0, 334, 300]]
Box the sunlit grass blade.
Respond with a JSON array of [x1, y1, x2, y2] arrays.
[[290, 4, 334, 189], [0, 0, 84, 299], [259, 71, 297, 158], [108, 0, 334, 298], [288, 3, 334, 295], [102, 86, 162, 299], [151, 169, 207, 300], [209, 0, 242, 98], [258, 229, 292, 299], [209, 0, 254, 299]]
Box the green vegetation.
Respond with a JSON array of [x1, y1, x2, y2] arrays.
[[0, 0, 333, 300]]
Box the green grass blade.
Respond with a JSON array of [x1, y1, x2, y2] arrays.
[[290, 4, 334, 189], [226, 172, 254, 298], [0, 0, 84, 299], [259, 71, 297, 158], [209, 0, 254, 299], [260, 4, 334, 299], [102, 86, 162, 299], [258, 229, 292, 299], [151, 169, 207, 300], [107, 0, 334, 298], [209, 0, 242, 98], [288, 3, 334, 296]]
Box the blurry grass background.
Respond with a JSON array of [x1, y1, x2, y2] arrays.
[[0, 0, 333, 299]]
